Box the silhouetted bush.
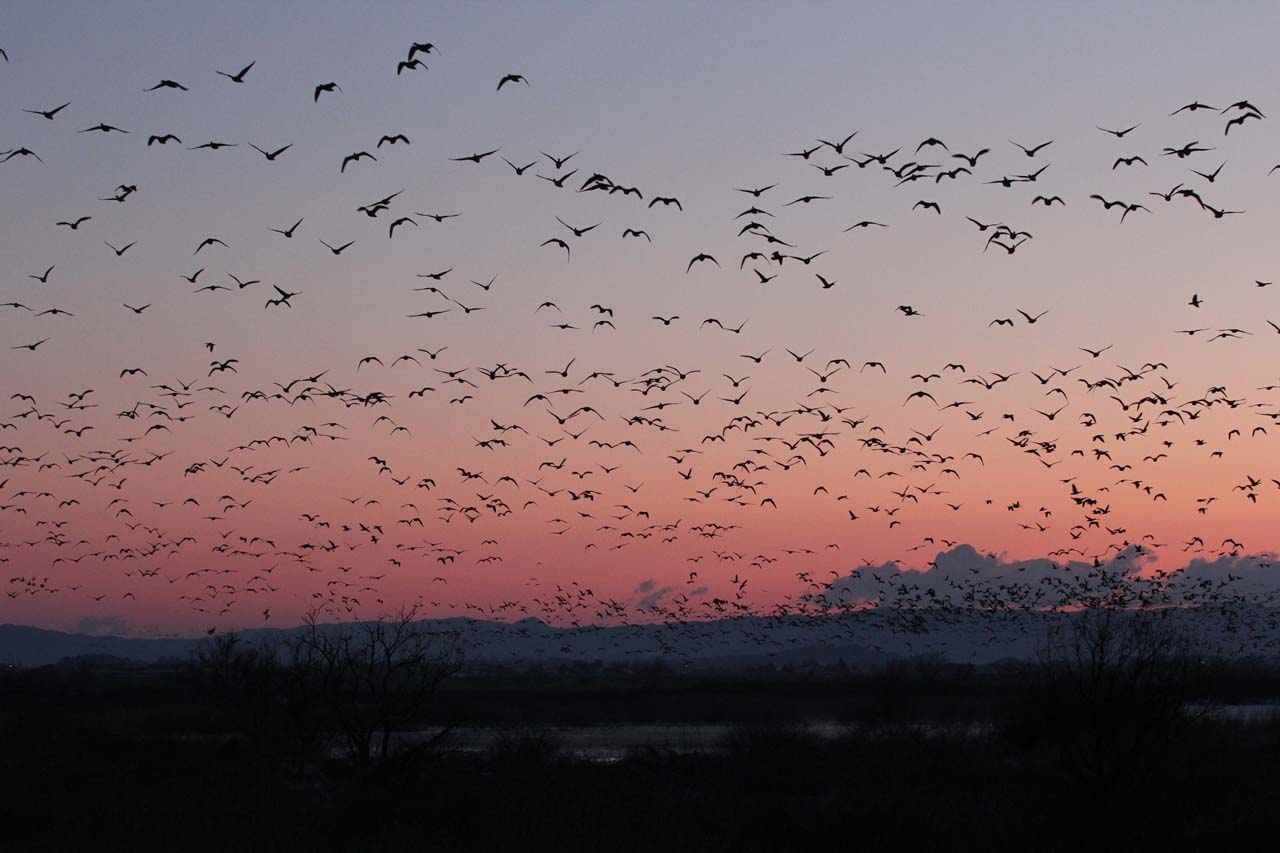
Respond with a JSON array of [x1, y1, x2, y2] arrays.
[[489, 726, 565, 769]]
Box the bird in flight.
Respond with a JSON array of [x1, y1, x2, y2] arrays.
[[249, 143, 292, 161], [24, 102, 70, 120], [314, 82, 342, 101], [216, 61, 255, 82], [687, 253, 719, 272]]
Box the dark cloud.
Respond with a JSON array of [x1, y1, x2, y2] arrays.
[[816, 544, 1280, 609], [636, 585, 674, 609]]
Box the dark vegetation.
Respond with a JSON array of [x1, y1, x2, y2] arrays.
[[3, 609, 1280, 851]]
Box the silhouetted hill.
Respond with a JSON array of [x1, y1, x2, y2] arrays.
[[0, 625, 199, 667], [1, 612, 1030, 668]]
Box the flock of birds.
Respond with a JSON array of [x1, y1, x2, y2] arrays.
[[3, 39, 1280, 659]]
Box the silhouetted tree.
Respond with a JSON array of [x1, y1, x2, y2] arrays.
[[192, 632, 320, 766], [1028, 606, 1210, 786], [286, 604, 463, 767]]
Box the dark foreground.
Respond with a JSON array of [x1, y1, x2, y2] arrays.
[[4, 653, 1280, 852]]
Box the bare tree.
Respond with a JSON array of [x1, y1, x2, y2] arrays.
[[286, 604, 463, 767], [1032, 606, 1209, 786], [192, 632, 320, 765]]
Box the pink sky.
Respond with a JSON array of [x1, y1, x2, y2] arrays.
[[2, 1, 1279, 636]]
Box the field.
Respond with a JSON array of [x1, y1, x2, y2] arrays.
[[4, 650, 1280, 851]]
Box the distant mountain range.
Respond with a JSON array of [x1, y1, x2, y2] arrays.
[[10, 602, 1276, 670], [1, 613, 1039, 669]]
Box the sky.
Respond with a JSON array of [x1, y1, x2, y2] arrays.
[[2, 1, 1280, 638]]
